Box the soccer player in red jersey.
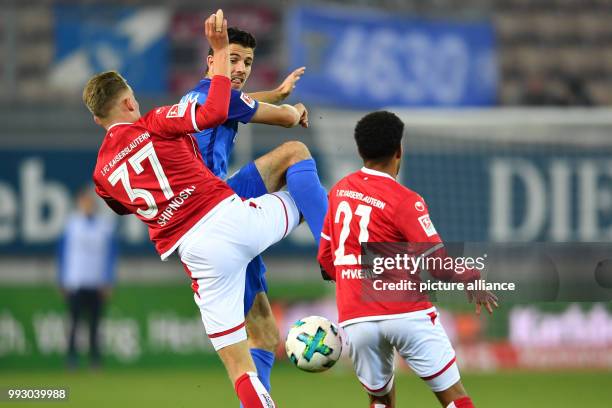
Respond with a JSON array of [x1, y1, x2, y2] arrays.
[[85, 13, 295, 408], [318, 111, 498, 408]]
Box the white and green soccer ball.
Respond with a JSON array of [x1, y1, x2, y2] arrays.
[[285, 315, 342, 372]]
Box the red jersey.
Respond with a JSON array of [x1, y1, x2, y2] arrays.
[[318, 167, 443, 326], [93, 76, 235, 259]]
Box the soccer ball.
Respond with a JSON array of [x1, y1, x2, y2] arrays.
[[285, 315, 342, 372]]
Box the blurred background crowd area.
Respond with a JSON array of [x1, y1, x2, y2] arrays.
[[3, 0, 612, 106]]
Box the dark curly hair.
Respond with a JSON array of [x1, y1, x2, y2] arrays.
[[354, 111, 404, 161]]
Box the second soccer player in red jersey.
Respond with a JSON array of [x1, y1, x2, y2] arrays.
[[318, 111, 498, 408], [85, 13, 296, 408]]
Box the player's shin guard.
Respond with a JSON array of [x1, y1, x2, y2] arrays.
[[447, 396, 475, 407], [370, 404, 389, 408], [286, 159, 327, 243], [235, 372, 276, 408]]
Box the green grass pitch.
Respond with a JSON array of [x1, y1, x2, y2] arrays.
[[1, 363, 611, 407]]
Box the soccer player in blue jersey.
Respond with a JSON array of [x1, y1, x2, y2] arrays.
[[180, 27, 327, 398]]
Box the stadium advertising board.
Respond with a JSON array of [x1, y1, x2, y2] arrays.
[[0, 151, 313, 255], [287, 6, 497, 108], [0, 148, 611, 253], [1, 285, 610, 369], [404, 153, 612, 242]]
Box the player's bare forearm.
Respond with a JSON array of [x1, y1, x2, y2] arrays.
[[248, 66, 306, 104], [248, 90, 285, 104], [250, 102, 304, 128], [423, 245, 481, 284], [422, 245, 499, 315]]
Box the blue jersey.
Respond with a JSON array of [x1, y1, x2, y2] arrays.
[[181, 78, 259, 180]]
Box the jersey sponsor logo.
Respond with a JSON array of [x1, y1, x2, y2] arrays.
[[418, 214, 437, 237], [166, 103, 189, 118], [240, 92, 256, 108], [415, 201, 425, 212]]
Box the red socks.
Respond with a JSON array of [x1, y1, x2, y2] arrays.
[[448, 396, 475, 407], [235, 372, 276, 408]]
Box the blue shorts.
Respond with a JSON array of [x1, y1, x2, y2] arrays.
[[226, 162, 269, 315]]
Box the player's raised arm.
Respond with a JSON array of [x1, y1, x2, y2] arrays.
[[248, 66, 306, 104], [205, 11, 230, 80], [144, 13, 232, 136], [194, 11, 232, 130], [396, 198, 499, 315]]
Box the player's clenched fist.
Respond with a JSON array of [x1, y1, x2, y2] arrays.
[[204, 10, 228, 52]]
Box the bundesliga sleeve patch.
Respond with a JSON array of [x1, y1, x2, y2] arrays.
[[166, 102, 189, 118], [418, 214, 438, 237], [240, 92, 256, 109]]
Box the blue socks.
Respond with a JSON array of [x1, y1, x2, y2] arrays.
[[250, 348, 275, 391], [286, 159, 328, 243], [239, 348, 275, 407]]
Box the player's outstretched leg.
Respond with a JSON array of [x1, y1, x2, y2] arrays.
[[254, 141, 328, 242]]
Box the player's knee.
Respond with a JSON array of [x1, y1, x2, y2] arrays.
[[281, 141, 311, 166]]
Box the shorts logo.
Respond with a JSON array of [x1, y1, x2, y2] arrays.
[[427, 311, 438, 325], [240, 92, 256, 108], [418, 214, 437, 237], [415, 201, 425, 212], [166, 103, 188, 118]]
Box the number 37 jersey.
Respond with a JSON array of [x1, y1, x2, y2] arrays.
[[93, 102, 235, 260], [318, 167, 442, 325]]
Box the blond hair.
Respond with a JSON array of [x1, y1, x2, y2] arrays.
[[82, 71, 129, 118]]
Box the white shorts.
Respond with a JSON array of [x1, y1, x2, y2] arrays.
[[343, 308, 460, 395], [178, 192, 299, 350]]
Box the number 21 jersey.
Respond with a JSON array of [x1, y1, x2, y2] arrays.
[[318, 167, 442, 326]]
